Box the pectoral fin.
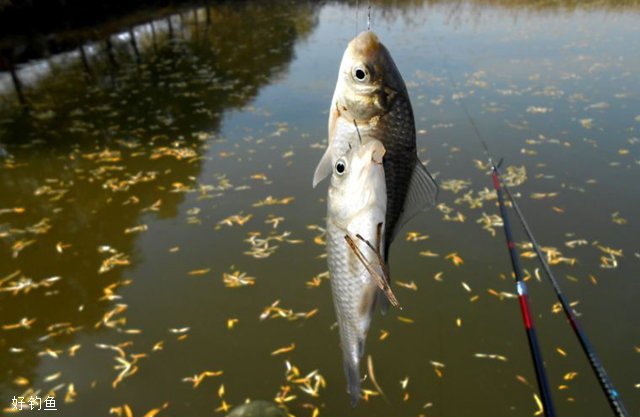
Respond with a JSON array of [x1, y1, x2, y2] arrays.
[[312, 147, 333, 188], [391, 159, 439, 241]]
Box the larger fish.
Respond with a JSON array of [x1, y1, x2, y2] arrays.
[[326, 137, 389, 406], [314, 31, 438, 262]]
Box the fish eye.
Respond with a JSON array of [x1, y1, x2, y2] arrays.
[[352, 65, 369, 83], [335, 159, 347, 176]]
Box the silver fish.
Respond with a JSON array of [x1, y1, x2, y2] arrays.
[[314, 30, 438, 263], [326, 137, 389, 406]]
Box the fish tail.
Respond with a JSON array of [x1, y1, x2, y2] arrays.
[[343, 358, 361, 407]]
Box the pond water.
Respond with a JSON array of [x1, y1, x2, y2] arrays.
[[0, 1, 639, 416]]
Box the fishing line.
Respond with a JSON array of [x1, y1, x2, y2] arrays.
[[355, 0, 359, 37], [428, 21, 630, 417]]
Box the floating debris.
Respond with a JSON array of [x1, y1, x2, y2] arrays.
[[96, 342, 146, 388], [217, 213, 253, 228], [474, 353, 508, 362], [182, 370, 223, 388], [99, 250, 131, 274], [243, 231, 301, 259], [259, 300, 317, 322], [477, 213, 503, 236], [396, 281, 418, 291], [406, 231, 429, 241], [445, 252, 464, 266], [271, 343, 295, 356], [0, 273, 61, 295], [440, 179, 471, 194], [223, 269, 255, 288], [253, 196, 295, 207], [124, 224, 148, 234]]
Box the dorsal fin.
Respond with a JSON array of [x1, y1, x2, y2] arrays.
[[391, 159, 438, 241]]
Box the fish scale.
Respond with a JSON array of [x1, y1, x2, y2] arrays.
[[326, 220, 374, 362], [376, 90, 418, 258]]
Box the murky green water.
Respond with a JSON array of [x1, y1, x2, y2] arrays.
[[1, 1, 639, 416]]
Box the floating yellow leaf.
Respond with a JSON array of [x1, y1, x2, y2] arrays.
[[223, 270, 255, 288], [124, 224, 148, 234], [271, 343, 296, 356], [214, 400, 230, 413], [533, 394, 544, 416], [13, 377, 29, 386], [253, 196, 295, 207], [564, 372, 578, 381], [65, 383, 77, 403], [44, 372, 62, 382], [530, 192, 558, 199], [516, 375, 531, 387], [182, 371, 223, 388], [406, 232, 429, 241], [611, 212, 627, 225], [440, 179, 471, 194], [218, 213, 252, 227], [445, 252, 464, 266], [396, 281, 417, 291]]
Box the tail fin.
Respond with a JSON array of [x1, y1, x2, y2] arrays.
[[343, 359, 361, 407]]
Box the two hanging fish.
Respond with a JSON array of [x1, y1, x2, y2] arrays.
[[313, 31, 439, 405]]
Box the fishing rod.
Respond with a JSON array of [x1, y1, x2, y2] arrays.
[[430, 27, 629, 417], [491, 160, 557, 417], [428, 36, 556, 417], [499, 176, 630, 417]]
